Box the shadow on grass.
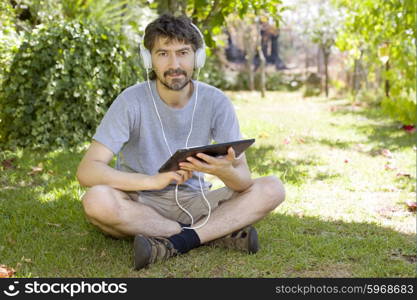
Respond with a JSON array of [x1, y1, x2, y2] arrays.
[[245, 144, 341, 184], [292, 135, 353, 150], [255, 213, 416, 277], [331, 104, 416, 151]]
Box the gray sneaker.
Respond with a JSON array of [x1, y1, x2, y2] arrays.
[[134, 235, 178, 270], [207, 225, 259, 254]]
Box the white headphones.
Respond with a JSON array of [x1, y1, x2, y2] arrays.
[[139, 23, 206, 70]]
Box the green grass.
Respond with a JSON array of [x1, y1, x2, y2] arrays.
[[1, 91, 416, 277]]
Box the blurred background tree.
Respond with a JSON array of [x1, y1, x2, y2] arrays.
[[334, 0, 416, 126]]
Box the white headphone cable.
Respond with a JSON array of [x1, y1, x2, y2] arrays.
[[146, 68, 211, 230], [177, 68, 212, 230]]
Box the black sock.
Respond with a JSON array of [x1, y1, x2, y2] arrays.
[[168, 225, 201, 254]]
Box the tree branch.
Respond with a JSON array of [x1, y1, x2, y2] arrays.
[[201, 0, 221, 29]]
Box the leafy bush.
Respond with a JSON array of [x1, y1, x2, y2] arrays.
[[302, 72, 321, 97], [0, 20, 142, 150], [350, 89, 384, 106], [218, 70, 304, 91], [0, 2, 21, 86], [198, 54, 234, 90], [335, 0, 415, 125], [381, 93, 416, 126], [264, 72, 303, 91]]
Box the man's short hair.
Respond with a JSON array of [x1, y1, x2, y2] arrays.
[[143, 14, 203, 79]]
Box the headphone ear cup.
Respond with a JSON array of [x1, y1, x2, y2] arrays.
[[195, 48, 206, 69], [140, 47, 152, 69]]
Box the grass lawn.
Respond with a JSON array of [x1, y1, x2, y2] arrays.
[[1, 91, 415, 277]]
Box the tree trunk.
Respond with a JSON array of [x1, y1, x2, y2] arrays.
[[317, 46, 323, 94], [352, 58, 358, 97], [305, 45, 309, 76], [317, 46, 322, 74], [258, 45, 266, 98], [157, 0, 187, 15], [243, 26, 255, 90], [322, 45, 330, 98], [385, 60, 390, 97], [256, 20, 266, 98]]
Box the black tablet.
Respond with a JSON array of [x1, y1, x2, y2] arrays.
[[158, 138, 255, 172]]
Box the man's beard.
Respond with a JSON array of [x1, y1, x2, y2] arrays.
[[158, 68, 191, 91]]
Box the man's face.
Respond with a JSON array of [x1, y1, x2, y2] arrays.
[[151, 37, 195, 91]]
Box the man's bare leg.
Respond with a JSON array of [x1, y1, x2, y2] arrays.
[[82, 175, 284, 243], [195, 176, 285, 243], [81, 185, 182, 238], [132, 175, 285, 270]]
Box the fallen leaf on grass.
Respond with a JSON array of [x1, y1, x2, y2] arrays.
[[100, 250, 106, 257], [396, 172, 411, 178], [74, 232, 88, 236], [391, 249, 417, 263], [405, 201, 416, 212], [380, 185, 398, 192], [402, 125, 416, 133], [376, 206, 400, 219], [258, 132, 270, 139], [7, 236, 16, 245], [384, 162, 397, 171], [380, 149, 393, 158], [0, 265, 15, 278], [1, 158, 16, 170], [28, 163, 43, 175], [353, 143, 367, 152], [401, 255, 417, 263], [21, 257, 32, 263]]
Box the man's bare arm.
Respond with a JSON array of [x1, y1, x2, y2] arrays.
[[76, 140, 192, 191]]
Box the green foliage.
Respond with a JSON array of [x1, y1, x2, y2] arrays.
[[8, 0, 142, 31], [381, 94, 417, 126], [334, 0, 416, 125], [0, 2, 22, 86], [0, 20, 142, 150], [198, 54, 234, 90], [264, 72, 302, 91], [302, 72, 322, 97], [350, 89, 384, 106], [229, 71, 303, 91], [60, 0, 142, 31]]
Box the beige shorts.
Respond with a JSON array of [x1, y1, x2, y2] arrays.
[[127, 186, 237, 225]]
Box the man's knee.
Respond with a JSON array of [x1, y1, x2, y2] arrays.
[[256, 176, 285, 212], [81, 185, 121, 222]]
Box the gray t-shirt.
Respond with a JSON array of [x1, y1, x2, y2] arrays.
[[93, 80, 242, 192]]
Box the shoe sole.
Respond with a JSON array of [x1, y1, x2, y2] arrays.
[[134, 235, 151, 270], [248, 226, 259, 254]]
